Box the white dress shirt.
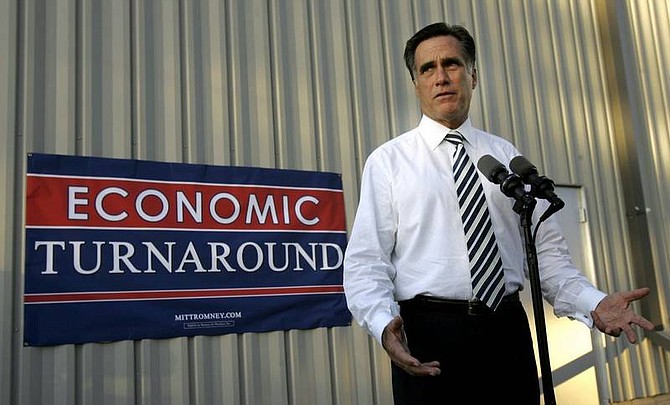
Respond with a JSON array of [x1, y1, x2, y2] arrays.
[[343, 115, 607, 343]]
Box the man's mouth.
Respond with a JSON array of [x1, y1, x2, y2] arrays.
[[434, 92, 455, 99]]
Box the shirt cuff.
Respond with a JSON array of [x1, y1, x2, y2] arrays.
[[573, 288, 608, 327], [370, 313, 396, 345]]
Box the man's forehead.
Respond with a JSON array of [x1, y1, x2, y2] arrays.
[[415, 36, 463, 60]]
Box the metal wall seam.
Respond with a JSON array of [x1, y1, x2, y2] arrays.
[[1, 0, 18, 404]]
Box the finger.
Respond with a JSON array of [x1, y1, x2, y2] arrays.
[[625, 287, 651, 301], [404, 361, 441, 377], [632, 315, 656, 331], [621, 324, 638, 344], [393, 349, 421, 368], [383, 332, 420, 367], [384, 337, 419, 366], [389, 347, 439, 375]]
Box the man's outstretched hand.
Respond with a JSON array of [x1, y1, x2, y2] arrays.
[[381, 315, 441, 376], [591, 287, 656, 343]]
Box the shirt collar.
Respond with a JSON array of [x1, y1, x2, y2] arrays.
[[419, 115, 474, 150]]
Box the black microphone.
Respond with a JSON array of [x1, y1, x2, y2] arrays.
[[509, 155, 565, 210], [477, 155, 534, 205]]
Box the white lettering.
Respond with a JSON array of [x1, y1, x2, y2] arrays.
[[292, 242, 317, 271], [237, 242, 263, 272], [295, 196, 319, 225], [68, 186, 89, 220], [282, 195, 290, 224], [71, 241, 104, 274], [109, 241, 141, 273], [266, 242, 290, 272], [143, 241, 176, 273], [176, 191, 202, 223], [175, 311, 243, 321], [66, 187, 324, 227], [30, 240, 342, 275], [136, 189, 169, 222], [177, 242, 206, 272], [34, 241, 66, 274], [96, 187, 129, 222], [208, 242, 236, 272], [210, 193, 240, 224], [320, 242, 343, 270], [246, 194, 278, 224]]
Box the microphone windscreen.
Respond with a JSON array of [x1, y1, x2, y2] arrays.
[[509, 155, 536, 177], [477, 155, 506, 183]]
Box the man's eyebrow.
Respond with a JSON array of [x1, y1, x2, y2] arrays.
[[418, 57, 464, 73], [441, 57, 463, 66], [418, 60, 436, 73]]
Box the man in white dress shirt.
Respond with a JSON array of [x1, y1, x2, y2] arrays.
[[343, 22, 654, 404]]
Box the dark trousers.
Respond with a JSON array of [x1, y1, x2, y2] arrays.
[[392, 298, 540, 405]]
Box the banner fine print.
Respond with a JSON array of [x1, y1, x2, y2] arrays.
[[24, 153, 351, 346]]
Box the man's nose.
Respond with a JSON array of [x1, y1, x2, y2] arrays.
[[435, 66, 450, 84]]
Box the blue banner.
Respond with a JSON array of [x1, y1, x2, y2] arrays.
[[24, 153, 351, 346]]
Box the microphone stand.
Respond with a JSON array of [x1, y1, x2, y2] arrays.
[[512, 196, 557, 405]]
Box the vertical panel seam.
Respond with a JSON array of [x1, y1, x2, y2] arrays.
[[179, 0, 190, 164], [75, 0, 82, 155], [343, 1, 363, 192], [306, 0, 323, 172], [378, 0, 393, 139], [522, 0, 545, 162], [224, 2, 237, 166], [495, 0, 517, 144], [545, 2, 570, 173], [130, 0, 138, 159], [567, 0, 587, 182], [11, 0, 27, 404], [267, 0, 280, 169]]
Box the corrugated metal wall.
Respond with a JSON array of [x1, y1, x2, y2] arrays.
[[1, 0, 668, 404]]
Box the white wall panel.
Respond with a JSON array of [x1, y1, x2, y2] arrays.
[[78, 0, 133, 158], [78, 341, 136, 405], [309, 0, 359, 226], [181, 0, 231, 166], [269, 0, 317, 171], [627, 0, 670, 327], [21, 0, 76, 155], [2, 0, 669, 404], [616, 0, 670, 397], [133, 0, 183, 163], [227, 1, 275, 167], [347, 1, 392, 164]]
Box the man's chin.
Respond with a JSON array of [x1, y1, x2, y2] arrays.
[[425, 111, 467, 128]]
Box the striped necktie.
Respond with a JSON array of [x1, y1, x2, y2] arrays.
[[445, 131, 506, 310]]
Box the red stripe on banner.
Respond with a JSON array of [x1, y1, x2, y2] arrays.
[[24, 285, 345, 304], [25, 175, 346, 231]]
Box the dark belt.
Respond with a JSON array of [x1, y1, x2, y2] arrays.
[[400, 291, 520, 316]]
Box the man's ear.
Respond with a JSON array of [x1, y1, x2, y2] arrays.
[[471, 68, 478, 89]]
